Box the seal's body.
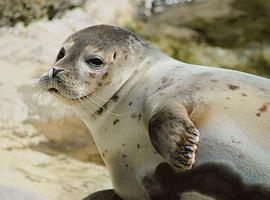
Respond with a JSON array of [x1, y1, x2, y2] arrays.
[[38, 25, 270, 200], [85, 58, 270, 199]]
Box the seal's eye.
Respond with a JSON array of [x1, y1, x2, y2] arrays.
[[56, 47, 65, 61], [85, 56, 104, 69]]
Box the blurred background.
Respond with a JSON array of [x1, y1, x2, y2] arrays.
[[0, 0, 269, 199]]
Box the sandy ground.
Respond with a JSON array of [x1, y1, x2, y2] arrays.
[[0, 0, 139, 199]]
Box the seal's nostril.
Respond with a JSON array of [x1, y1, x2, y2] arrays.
[[49, 67, 64, 78]]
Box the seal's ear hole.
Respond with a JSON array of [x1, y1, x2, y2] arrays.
[[113, 52, 117, 60], [56, 47, 65, 61]]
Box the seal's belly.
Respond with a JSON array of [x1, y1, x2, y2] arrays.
[[194, 114, 270, 185], [188, 91, 270, 184]]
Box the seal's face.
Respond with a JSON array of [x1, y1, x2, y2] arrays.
[[40, 38, 117, 101], [38, 25, 147, 109]]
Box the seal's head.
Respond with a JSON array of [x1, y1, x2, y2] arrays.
[[38, 25, 149, 110]]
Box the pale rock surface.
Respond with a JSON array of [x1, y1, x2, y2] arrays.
[[0, 0, 140, 199]]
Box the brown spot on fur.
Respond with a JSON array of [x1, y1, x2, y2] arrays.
[[96, 103, 108, 115], [97, 107, 104, 115], [122, 144, 125, 147], [241, 93, 247, 97], [131, 112, 137, 118], [122, 154, 127, 158], [113, 119, 120, 125], [259, 104, 268, 113], [98, 82, 102, 86], [128, 101, 133, 106], [137, 144, 140, 149], [112, 94, 119, 102], [125, 164, 128, 168], [125, 55, 128, 60], [228, 84, 240, 90], [102, 72, 109, 80], [138, 114, 142, 121], [161, 77, 169, 83], [89, 73, 96, 78], [256, 102, 270, 116]]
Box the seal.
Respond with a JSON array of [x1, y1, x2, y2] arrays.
[[37, 25, 270, 200]]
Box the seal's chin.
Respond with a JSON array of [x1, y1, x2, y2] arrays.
[[47, 87, 91, 102]]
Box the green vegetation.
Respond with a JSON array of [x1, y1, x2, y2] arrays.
[[126, 0, 270, 78]]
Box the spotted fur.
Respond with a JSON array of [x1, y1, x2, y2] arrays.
[[38, 25, 270, 200]]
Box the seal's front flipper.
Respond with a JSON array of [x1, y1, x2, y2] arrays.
[[148, 102, 200, 170]]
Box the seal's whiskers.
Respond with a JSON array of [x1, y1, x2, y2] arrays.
[[73, 100, 89, 122], [32, 85, 47, 103], [20, 78, 42, 100], [79, 88, 123, 117], [85, 95, 122, 117], [85, 90, 107, 102], [76, 97, 103, 119]]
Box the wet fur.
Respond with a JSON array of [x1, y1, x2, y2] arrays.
[[144, 162, 270, 200]]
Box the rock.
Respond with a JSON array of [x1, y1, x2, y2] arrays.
[[0, 148, 111, 200], [0, 186, 47, 200], [0, 0, 86, 27]]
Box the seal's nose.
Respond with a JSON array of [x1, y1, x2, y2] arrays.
[[48, 67, 64, 78]]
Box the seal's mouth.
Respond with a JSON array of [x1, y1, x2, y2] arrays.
[[44, 75, 131, 117], [47, 85, 97, 103], [48, 88, 59, 93], [47, 87, 91, 101]]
